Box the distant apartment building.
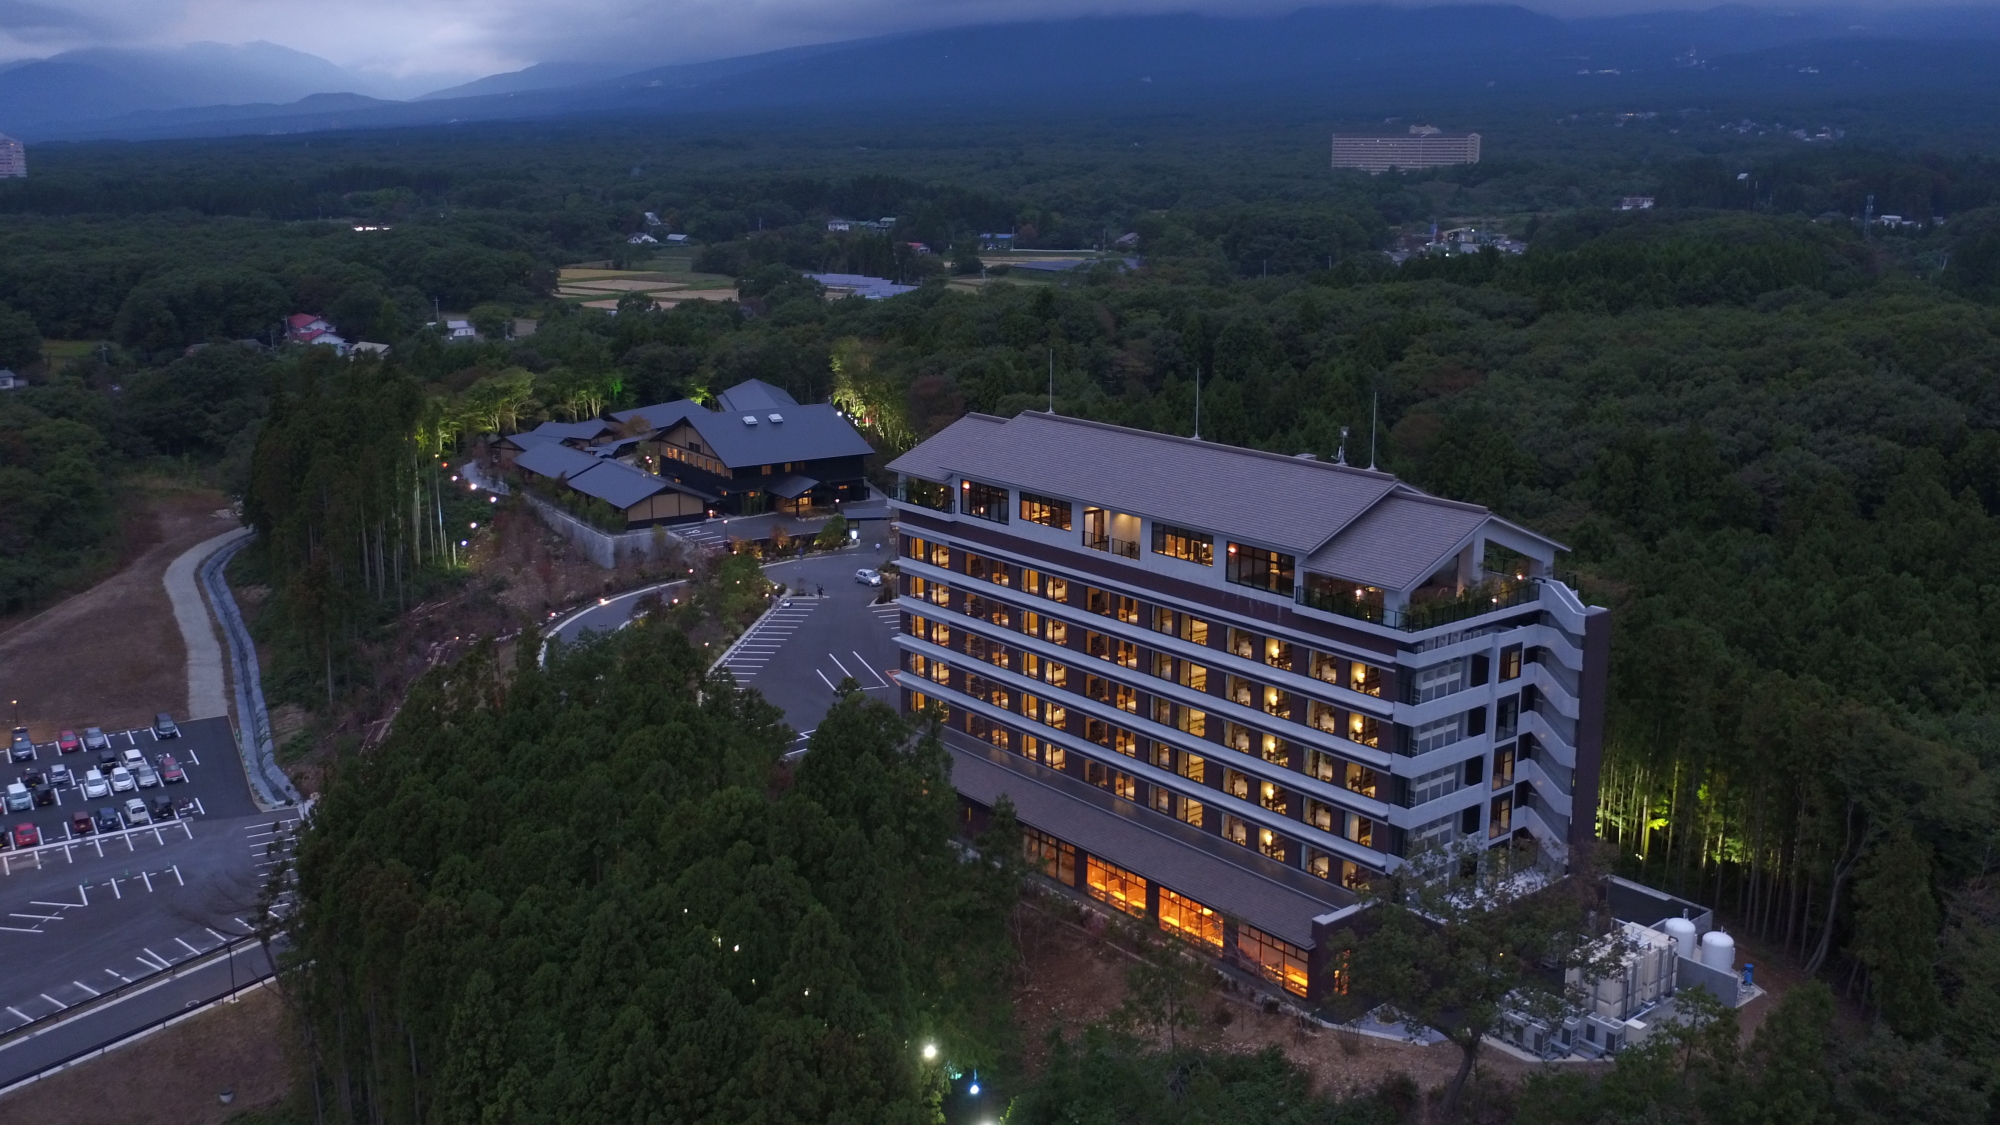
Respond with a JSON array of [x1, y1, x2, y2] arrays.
[[0, 134, 24, 179], [1331, 129, 1480, 173], [888, 413, 1608, 1000]]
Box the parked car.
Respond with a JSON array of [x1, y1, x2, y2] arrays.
[[108, 766, 135, 793], [8, 729, 32, 763], [173, 797, 197, 819], [96, 745, 118, 769], [93, 806, 121, 833], [82, 727, 110, 754], [855, 567, 883, 586], [157, 755, 185, 784], [56, 730, 80, 754], [152, 713, 180, 739], [11, 823, 38, 848], [150, 796, 175, 821], [122, 798, 149, 827], [3, 782, 29, 813], [120, 747, 145, 772], [22, 769, 45, 787], [31, 784, 53, 808], [134, 762, 160, 788], [48, 763, 71, 788], [81, 769, 110, 799], [70, 810, 94, 836]]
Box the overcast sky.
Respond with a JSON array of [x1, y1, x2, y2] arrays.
[[0, 0, 1981, 91]]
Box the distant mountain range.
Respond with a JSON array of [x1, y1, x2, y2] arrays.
[[8, 6, 2000, 144]]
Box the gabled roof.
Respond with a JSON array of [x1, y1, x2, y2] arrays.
[[889, 411, 1564, 590], [890, 412, 1399, 555], [609, 380, 873, 469], [609, 398, 703, 432], [765, 473, 820, 499], [681, 403, 873, 467], [526, 419, 616, 443], [514, 443, 602, 480], [715, 378, 797, 413], [567, 459, 667, 509], [1305, 491, 1489, 591], [498, 431, 563, 452]]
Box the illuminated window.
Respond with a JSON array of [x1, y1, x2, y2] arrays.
[[1178, 752, 1206, 784], [1499, 643, 1523, 681], [1346, 761, 1378, 797], [1151, 523, 1215, 566], [1346, 815, 1375, 848], [1178, 662, 1208, 692], [1115, 684, 1138, 714], [1178, 616, 1209, 646], [1151, 606, 1175, 634], [1224, 722, 1252, 752], [1178, 796, 1204, 827], [1222, 814, 1249, 846], [1227, 628, 1255, 659], [1259, 782, 1290, 816], [1258, 827, 1290, 862], [1310, 650, 1344, 685], [1494, 744, 1516, 789], [1351, 661, 1384, 697], [1020, 492, 1073, 530], [1224, 769, 1249, 800], [960, 479, 1009, 522], [988, 726, 1011, 750], [1087, 631, 1112, 660], [1228, 675, 1253, 706], [1116, 641, 1138, 669], [1115, 596, 1140, 624], [1262, 685, 1286, 717], [1490, 794, 1513, 839], [1086, 857, 1148, 917], [1260, 734, 1288, 766], [1177, 707, 1206, 738], [1235, 925, 1309, 997], [1158, 888, 1223, 949], [1024, 828, 1075, 884], [1225, 543, 1295, 594], [1264, 637, 1293, 671], [1022, 734, 1067, 770], [1306, 798, 1335, 833], [1150, 651, 1174, 679]]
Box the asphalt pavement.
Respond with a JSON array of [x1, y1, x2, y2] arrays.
[[0, 716, 296, 1076], [547, 549, 905, 748]]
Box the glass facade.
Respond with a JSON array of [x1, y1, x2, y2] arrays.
[[1024, 827, 1076, 884], [1086, 856, 1149, 917], [1236, 925, 1310, 997], [1151, 523, 1215, 565], [1158, 888, 1224, 949], [1020, 492, 1073, 529]]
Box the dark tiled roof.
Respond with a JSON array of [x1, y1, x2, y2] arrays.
[[891, 412, 1560, 581], [715, 378, 798, 413], [528, 419, 616, 443], [499, 431, 563, 452], [567, 460, 667, 509], [610, 398, 703, 431], [765, 473, 820, 499], [514, 443, 602, 480], [1307, 492, 1489, 590], [947, 736, 1345, 946], [684, 403, 872, 467]]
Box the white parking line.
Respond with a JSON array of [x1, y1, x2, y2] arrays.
[[9, 913, 61, 922], [104, 968, 128, 983], [815, 669, 837, 691], [827, 653, 855, 679], [5, 1007, 27, 1022], [71, 980, 98, 997], [176, 937, 201, 955], [139, 948, 169, 969], [38, 993, 64, 1010], [852, 652, 892, 688]]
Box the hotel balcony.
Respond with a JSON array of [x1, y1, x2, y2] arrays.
[[1296, 573, 1543, 633]]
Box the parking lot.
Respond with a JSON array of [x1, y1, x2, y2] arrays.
[[0, 715, 293, 1060]]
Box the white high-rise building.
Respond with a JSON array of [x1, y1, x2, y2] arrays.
[[0, 135, 23, 178]]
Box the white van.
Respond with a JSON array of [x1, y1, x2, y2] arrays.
[[2, 782, 28, 813]]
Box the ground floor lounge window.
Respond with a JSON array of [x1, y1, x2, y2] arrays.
[[1024, 827, 1076, 885], [1236, 925, 1309, 997], [1158, 888, 1223, 950], [1086, 856, 1149, 918]]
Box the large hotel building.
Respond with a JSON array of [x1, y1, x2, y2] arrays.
[[888, 413, 1607, 1000]]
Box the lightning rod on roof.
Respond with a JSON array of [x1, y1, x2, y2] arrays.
[[1335, 426, 1349, 466], [1368, 392, 1378, 471], [1048, 348, 1054, 414], [1193, 365, 1202, 441]]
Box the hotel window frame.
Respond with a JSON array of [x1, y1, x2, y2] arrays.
[[1499, 643, 1523, 681], [960, 479, 1009, 523], [1023, 827, 1076, 885], [1414, 660, 1466, 703], [1022, 734, 1066, 770], [1020, 492, 1073, 530], [1306, 798, 1336, 833], [1264, 636, 1294, 672], [1177, 751, 1206, 784], [1225, 542, 1296, 594], [1489, 794, 1514, 838], [1178, 661, 1208, 692], [1176, 706, 1207, 738], [1258, 827, 1290, 862], [1494, 742, 1516, 789], [1085, 856, 1149, 918], [1222, 813, 1249, 846], [1235, 926, 1310, 997], [1178, 615, 1210, 646], [1223, 768, 1250, 801], [1226, 628, 1255, 659], [1496, 695, 1520, 741], [1158, 888, 1224, 950], [1259, 781, 1291, 816], [1150, 522, 1215, 566], [1409, 765, 1461, 807], [1412, 714, 1465, 755]]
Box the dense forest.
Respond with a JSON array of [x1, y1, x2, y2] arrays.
[[2, 114, 1998, 1122]]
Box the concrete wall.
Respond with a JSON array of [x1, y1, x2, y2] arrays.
[[523, 492, 690, 569]]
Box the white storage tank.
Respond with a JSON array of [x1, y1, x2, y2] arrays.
[[1700, 929, 1736, 972], [1663, 917, 1698, 960]]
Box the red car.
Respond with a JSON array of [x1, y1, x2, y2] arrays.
[[157, 755, 185, 783], [12, 823, 38, 848], [56, 731, 80, 754], [70, 811, 93, 836]]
